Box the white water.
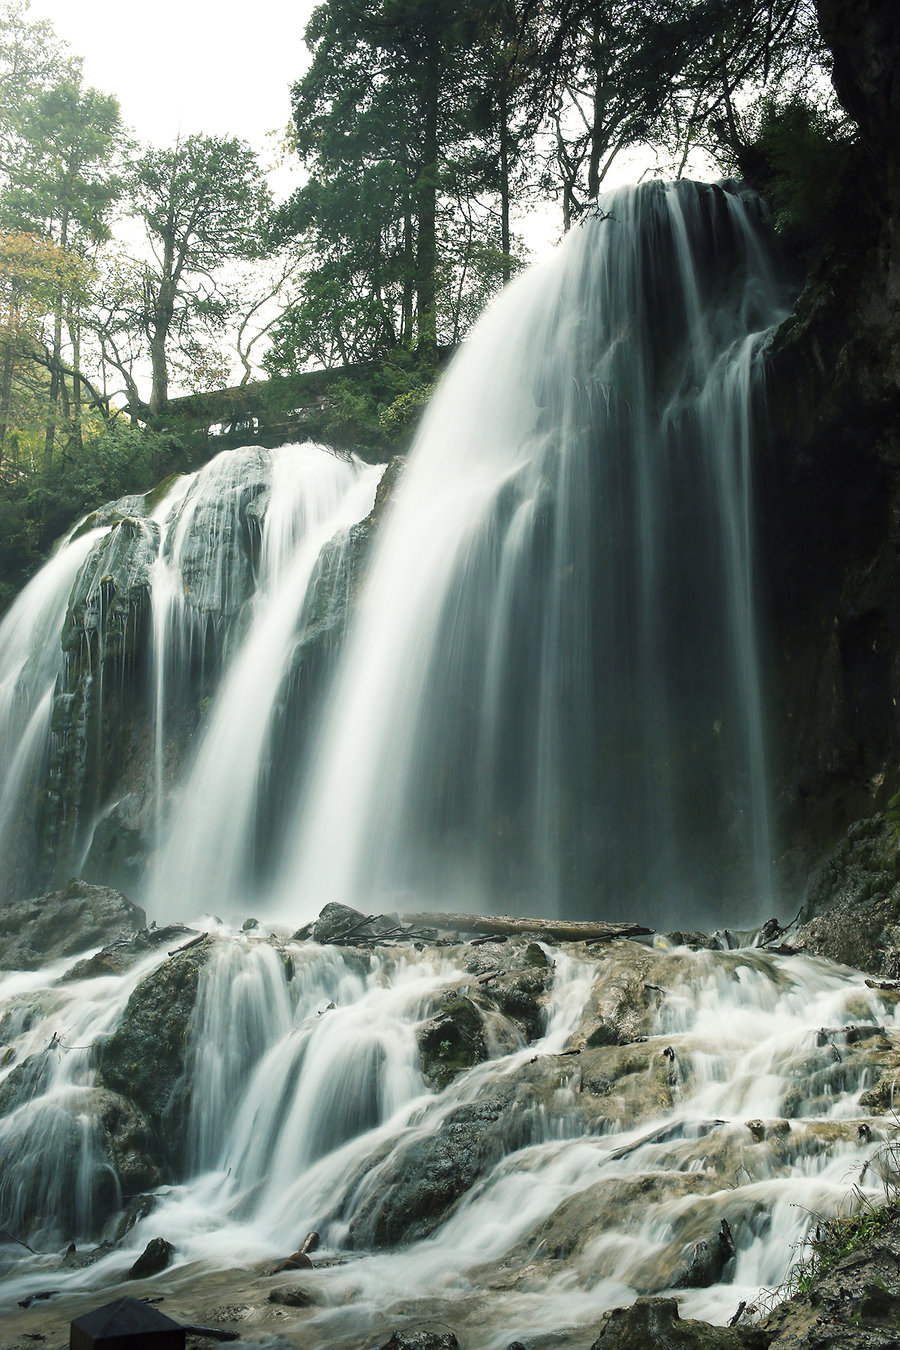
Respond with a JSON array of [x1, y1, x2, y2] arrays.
[[0, 932, 894, 1348], [147, 447, 384, 917], [0, 443, 382, 907]]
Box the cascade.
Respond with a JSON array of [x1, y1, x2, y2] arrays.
[[9, 180, 872, 1347], [0, 925, 894, 1348]]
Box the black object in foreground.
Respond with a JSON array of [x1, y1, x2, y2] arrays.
[[70, 1296, 185, 1350]]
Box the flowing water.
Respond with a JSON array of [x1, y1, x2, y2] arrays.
[[0, 928, 895, 1349]]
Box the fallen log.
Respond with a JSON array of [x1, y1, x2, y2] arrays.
[[181, 1327, 239, 1342], [398, 913, 652, 942]]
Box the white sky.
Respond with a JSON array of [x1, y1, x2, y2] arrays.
[[27, 0, 315, 202]]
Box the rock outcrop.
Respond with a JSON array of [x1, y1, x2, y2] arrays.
[[97, 937, 212, 1168], [0, 879, 145, 971]]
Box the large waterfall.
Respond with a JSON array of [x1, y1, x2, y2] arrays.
[[277, 179, 789, 926], [0, 180, 788, 925]]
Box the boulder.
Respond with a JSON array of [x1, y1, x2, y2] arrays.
[[348, 1096, 517, 1248], [378, 1334, 459, 1350], [418, 991, 488, 1090], [0, 1086, 159, 1241], [0, 880, 145, 971], [62, 924, 197, 983], [590, 1298, 770, 1349], [267, 1286, 317, 1308], [674, 1219, 736, 1289], [127, 1236, 174, 1279]]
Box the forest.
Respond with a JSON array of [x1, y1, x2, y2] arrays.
[[0, 0, 847, 611]]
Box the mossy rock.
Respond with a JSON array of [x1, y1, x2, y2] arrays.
[[418, 992, 488, 1091], [97, 939, 212, 1169]]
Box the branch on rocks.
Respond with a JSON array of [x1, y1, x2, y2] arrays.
[[399, 913, 652, 942]]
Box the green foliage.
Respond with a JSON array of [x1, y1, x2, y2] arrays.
[[773, 1140, 900, 1305], [734, 96, 858, 257], [0, 417, 193, 615]]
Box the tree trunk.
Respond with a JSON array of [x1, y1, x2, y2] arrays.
[[148, 239, 176, 417], [67, 306, 82, 453], [415, 51, 440, 358], [401, 204, 414, 344], [500, 81, 512, 284]]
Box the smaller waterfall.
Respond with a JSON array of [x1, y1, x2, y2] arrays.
[[147, 447, 384, 919], [0, 442, 382, 909], [0, 524, 105, 899]]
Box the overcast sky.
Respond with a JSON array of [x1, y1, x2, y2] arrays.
[[28, 0, 316, 200]]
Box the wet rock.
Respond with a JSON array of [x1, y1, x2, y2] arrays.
[[271, 1250, 313, 1273], [796, 815, 900, 977], [127, 1236, 174, 1279], [303, 903, 396, 945], [0, 1080, 161, 1243], [488, 967, 551, 1042], [418, 991, 488, 1090], [590, 1297, 770, 1348], [348, 1096, 519, 1247], [377, 1333, 460, 1350], [0, 880, 145, 971], [112, 1193, 157, 1242], [674, 1218, 736, 1288], [97, 939, 212, 1168], [0, 1049, 53, 1116], [567, 946, 659, 1050], [94, 1089, 163, 1194], [267, 1285, 317, 1307]]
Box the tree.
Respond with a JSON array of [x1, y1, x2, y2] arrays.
[[273, 0, 529, 370], [116, 134, 271, 417], [2, 74, 122, 462]]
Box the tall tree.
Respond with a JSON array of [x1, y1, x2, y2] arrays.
[[274, 0, 527, 370], [3, 75, 122, 462], [121, 134, 271, 417]]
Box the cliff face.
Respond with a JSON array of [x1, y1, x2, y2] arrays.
[[760, 0, 900, 887]]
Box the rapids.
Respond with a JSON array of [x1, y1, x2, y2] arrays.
[[0, 927, 895, 1348]]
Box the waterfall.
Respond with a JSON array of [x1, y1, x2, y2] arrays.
[[277, 180, 791, 926], [0, 523, 105, 899]]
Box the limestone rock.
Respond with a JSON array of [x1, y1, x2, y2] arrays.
[[378, 1333, 459, 1350], [128, 1236, 174, 1279], [62, 924, 197, 982], [418, 991, 488, 1090], [674, 1219, 736, 1289]]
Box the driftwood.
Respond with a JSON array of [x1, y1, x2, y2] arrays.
[[399, 912, 652, 942], [168, 932, 207, 957], [606, 1119, 725, 1162]]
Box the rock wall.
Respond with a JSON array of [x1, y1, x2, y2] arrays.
[[760, 0, 900, 891]]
